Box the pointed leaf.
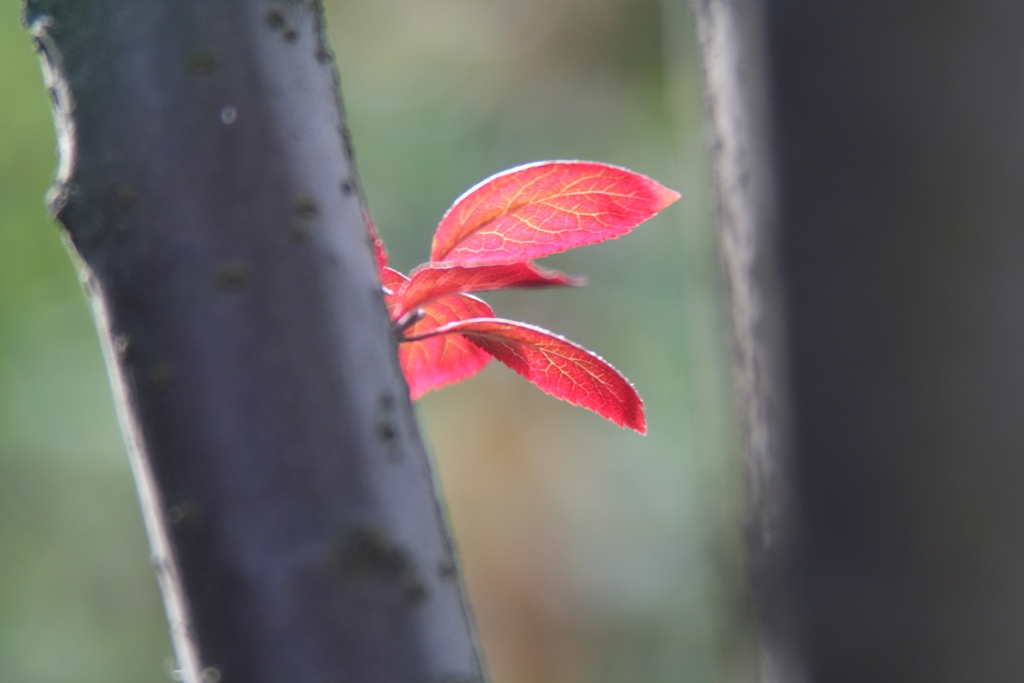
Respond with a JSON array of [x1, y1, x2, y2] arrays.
[[410, 318, 645, 433], [398, 295, 495, 400], [430, 161, 680, 265], [393, 262, 585, 319]]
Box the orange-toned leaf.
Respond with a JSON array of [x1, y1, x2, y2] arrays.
[[430, 161, 680, 265], [408, 318, 645, 433], [393, 262, 585, 320]]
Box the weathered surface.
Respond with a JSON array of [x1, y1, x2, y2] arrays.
[[25, 1, 485, 682]]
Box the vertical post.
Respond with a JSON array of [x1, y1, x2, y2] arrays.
[[25, 1, 486, 682], [692, 1, 799, 681], [697, 1, 1024, 682]]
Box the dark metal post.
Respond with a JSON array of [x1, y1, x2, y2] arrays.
[[25, 1, 485, 681], [697, 1, 1024, 682]]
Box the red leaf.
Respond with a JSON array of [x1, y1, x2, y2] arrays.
[[397, 296, 495, 400], [365, 211, 389, 273], [408, 318, 646, 433], [379, 267, 493, 398], [380, 266, 408, 294], [393, 262, 585, 320], [430, 161, 680, 265], [380, 266, 495, 398]]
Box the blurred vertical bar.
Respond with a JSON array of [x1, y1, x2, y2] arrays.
[[23, 1, 485, 682], [698, 1, 1024, 682], [692, 0, 798, 681], [664, 1, 759, 681]]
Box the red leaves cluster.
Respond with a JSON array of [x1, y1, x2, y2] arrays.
[[372, 161, 679, 434]]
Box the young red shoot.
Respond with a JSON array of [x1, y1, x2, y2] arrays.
[[372, 160, 679, 433]]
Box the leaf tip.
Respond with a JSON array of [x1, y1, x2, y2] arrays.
[[606, 379, 646, 434], [655, 186, 682, 211], [625, 406, 647, 435]]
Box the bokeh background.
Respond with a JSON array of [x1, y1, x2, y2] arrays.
[[0, 1, 748, 681]]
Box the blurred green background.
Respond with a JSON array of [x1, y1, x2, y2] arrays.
[[0, 1, 747, 681]]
